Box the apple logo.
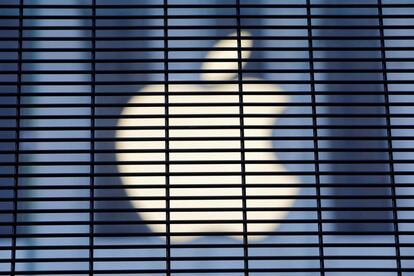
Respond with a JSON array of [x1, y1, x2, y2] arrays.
[[115, 32, 299, 243]]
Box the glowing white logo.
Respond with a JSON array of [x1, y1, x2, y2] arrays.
[[116, 32, 299, 242]]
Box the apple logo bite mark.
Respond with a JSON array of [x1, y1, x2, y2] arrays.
[[115, 32, 300, 243]]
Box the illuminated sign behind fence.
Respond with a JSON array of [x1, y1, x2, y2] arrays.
[[116, 32, 300, 242]]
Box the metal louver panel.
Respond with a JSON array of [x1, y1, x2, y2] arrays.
[[1, 0, 413, 275]]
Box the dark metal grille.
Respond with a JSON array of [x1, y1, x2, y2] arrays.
[[1, 0, 414, 275]]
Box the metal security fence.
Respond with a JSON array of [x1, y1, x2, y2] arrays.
[[1, 0, 414, 275]]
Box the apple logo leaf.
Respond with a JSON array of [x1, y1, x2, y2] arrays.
[[201, 31, 252, 82]]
